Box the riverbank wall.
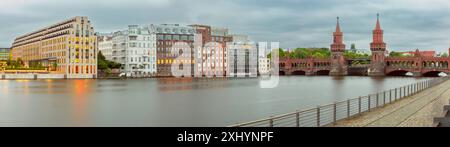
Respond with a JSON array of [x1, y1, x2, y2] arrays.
[[0, 73, 96, 80]]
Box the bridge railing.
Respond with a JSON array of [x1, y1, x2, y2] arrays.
[[228, 76, 450, 127]]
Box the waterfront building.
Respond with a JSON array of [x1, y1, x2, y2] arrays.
[[11, 16, 97, 78], [0, 48, 10, 61], [97, 33, 114, 61], [190, 24, 233, 77], [400, 50, 436, 57], [369, 14, 387, 76], [0, 48, 10, 71], [156, 24, 196, 77], [258, 57, 271, 75], [227, 36, 258, 77], [98, 25, 157, 77]]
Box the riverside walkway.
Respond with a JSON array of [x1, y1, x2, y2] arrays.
[[332, 78, 450, 127], [229, 77, 450, 127]]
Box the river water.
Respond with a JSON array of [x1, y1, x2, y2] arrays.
[[0, 76, 429, 127]]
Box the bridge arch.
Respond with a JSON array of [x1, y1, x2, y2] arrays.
[[316, 70, 330, 76], [387, 70, 413, 77], [291, 70, 306, 75], [422, 71, 446, 77]]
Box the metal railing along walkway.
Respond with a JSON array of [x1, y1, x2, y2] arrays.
[[229, 77, 450, 127]]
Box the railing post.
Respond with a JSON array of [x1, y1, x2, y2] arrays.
[[358, 97, 362, 114], [383, 91, 386, 106], [376, 93, 379, 107], [296, 111, 300, 127], [419, 82, 421, 91], [403, 86, 406, 97], [368, 95, 371, 111], [419, 82, 422, 91], [394, 88, 397, 101], [408, 85, 410, 96], [347, 100, 351, 118], [333, 103, 337, 123], [389, 89, 392, 103], [316, 106, 321, 127], [403, 86, 408, 97], [406, 85, 408, 96], [421, 81, 423, 90], [269, 117, 274, 127], [410, 85, 412, 95], [414, 83, 417, 93], [416, 83, 418, 92]]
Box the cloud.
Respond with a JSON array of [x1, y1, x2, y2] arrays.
[[1, 0, 450, 53]]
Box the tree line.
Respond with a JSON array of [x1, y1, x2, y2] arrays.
[[268, 48, 369, 59]]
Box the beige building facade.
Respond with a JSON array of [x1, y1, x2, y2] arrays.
[[11, 16, 97, 78]]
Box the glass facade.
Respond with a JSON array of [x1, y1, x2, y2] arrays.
[[0, 48, 10, 61]]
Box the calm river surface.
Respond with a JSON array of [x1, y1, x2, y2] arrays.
[[0, 76, 429, 127]]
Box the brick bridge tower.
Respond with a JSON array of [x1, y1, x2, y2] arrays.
[[330, 17, 348, 76], [369, 14, 387, 76]]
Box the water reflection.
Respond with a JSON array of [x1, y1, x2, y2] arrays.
[[157, 78, 259, 92], [0, 76, 429, 127]]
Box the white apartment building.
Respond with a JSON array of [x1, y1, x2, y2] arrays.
[[259, 58, 271, 75], [227, 41, 258, 77], [99, 25, 157, 77], [98, 34, 113, 60]]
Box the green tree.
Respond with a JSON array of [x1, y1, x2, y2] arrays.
[[344, 51, 369, 59], [98, 60, 108, 70], [389, 51, 405, 57], [97, 51, 108, 70], [97, 51, 122, 74], [98, 51, 106, 61], [268, 48, 287, 59], [351, 44, 356, 50]]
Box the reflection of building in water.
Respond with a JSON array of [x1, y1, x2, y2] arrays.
[[227, 37, 258, 77], [157, 78, 259, 92]]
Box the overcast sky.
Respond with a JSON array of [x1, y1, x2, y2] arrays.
[[1, 0, 450, 53]]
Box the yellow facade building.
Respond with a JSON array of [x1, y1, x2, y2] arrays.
[[11, 16, 97, 78]]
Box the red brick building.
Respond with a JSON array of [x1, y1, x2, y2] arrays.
[[190, 24, 233, 77], [400, 50, 436, 57], [156, 24, 196, 77]]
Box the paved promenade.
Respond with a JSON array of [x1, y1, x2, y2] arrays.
[[333, 79, 450, 127]]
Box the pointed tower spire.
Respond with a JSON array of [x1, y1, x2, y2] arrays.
[[369, 13, 387, 76], [375, 13, 381, 30], [336, 17, 341, 32], [330, 16, 347, 76]]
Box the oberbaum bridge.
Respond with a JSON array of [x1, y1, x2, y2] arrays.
[[279, 14, 450, 77]]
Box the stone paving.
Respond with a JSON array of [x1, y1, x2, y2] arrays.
[[333, 80, 450, 127]]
